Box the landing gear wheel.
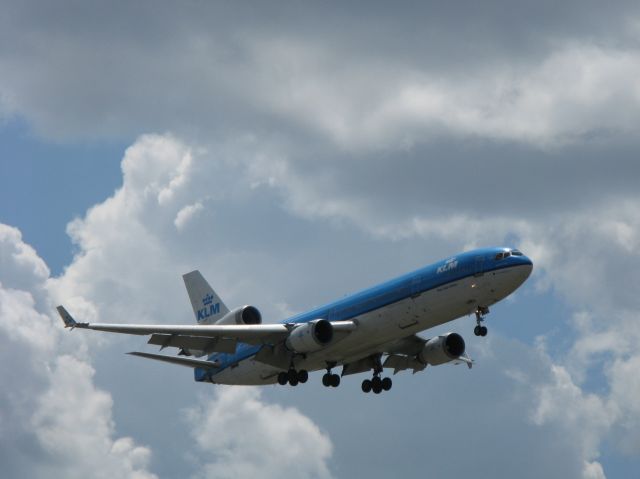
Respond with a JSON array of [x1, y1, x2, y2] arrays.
[[361, 379, 372, 393], [474, 306, 489, 337], [277, 372, 288, 385], [287, 369, 297, 383], [330, 374, 340, 387], [288, 375, 299, 386], [322, 373, 331, 387], [371, 376, 382, 394], [297, 369, 309, 383], [381, 377, 392, 391]]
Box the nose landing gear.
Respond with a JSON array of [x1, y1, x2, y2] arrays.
[[474, 306, 489, 336]]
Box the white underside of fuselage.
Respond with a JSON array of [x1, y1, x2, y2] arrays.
[[210, 263, 532, 385]]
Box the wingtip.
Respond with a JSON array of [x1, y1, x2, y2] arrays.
[[56, 305, 77, 328]]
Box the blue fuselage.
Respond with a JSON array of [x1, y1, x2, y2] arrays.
[[196, 247, 533, 384]]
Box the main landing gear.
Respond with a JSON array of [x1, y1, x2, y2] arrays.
[[474, 306, 489, 337], [322, 364, 340, 388], [361, 375, 392, 394], [361, 355, 392, 394], [277, 368, 308, 386]]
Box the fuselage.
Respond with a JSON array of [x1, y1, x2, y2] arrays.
[[196, 247, 533, 385]]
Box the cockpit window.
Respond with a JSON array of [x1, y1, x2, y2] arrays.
[[496, 250, 518, 260]]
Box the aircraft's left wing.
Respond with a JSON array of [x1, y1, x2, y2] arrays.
[[342, 333, 473, 376]]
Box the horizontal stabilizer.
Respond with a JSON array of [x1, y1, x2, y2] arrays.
[[147, 334, 237, 355], [127, 351, 220, 369]]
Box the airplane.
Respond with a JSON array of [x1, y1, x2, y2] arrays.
[[57, 246, 533, 394]]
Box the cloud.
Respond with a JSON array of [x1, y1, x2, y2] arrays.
[[2, 2, 640, 476], [31, 356, 157, 479], [185, 387, 333, 479], [175, 202, 204, 231], [44, 134, 338, 477], [0, 224, 50, 299], [246, 41, 640, 149], [42, 133, 640, 478], [1, 1, 639, 148], [0, 225, 157, 479]]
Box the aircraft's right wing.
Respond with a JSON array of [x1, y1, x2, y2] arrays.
[[57, 305, 290, 344], [57, 306, 356, 357]]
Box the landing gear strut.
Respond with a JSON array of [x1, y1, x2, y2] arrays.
[[322, 362, 340, 388], [361, 355, 392, 394], [474, 306, 489, 337]]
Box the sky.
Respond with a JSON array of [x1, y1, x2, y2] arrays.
[[1, 1, 640, 478]]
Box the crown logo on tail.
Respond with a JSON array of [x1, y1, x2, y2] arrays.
[[203, 293, 214, 306]]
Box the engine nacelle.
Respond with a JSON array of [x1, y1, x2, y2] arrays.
[[215, 305, 262, 325], [285, 319, 333, 353], [418, 332, 465, 366]]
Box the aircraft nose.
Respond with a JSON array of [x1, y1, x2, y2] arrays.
[[517, 255, 533, 280], [519, 254, 533, 266]]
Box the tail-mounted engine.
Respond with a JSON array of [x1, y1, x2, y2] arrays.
[[285, 319, 334, 353], [418, 332, 465, 366], [215, 305, 262, 325]]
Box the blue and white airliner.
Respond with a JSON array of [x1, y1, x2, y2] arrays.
[[58, 247, 532, 394]]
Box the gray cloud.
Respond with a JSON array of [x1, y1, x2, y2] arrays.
[[1, 1, 639, 144], [3, 1, 639, 243], [2, 2, 640, 477], [41, 134, 639, 478]]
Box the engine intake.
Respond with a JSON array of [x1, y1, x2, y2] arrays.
[[215, 305, 262, 325], [418, 332, 465, 366], [285, 319, 334, 353]]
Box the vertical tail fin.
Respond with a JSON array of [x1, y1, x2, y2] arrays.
[[182, 270, 230, 324]]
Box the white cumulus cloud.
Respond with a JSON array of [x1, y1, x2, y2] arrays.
[[185, 387, 333, 479], [0, 224, 157, 479]]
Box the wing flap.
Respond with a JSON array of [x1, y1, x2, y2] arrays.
[[341, 356, 377, 376], [383, 354, 426, 374]]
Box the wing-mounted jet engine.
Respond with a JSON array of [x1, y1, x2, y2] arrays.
[[418, 332, 466, 366], [285, 319, 334, 353], [215, 305, 262, 325]]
